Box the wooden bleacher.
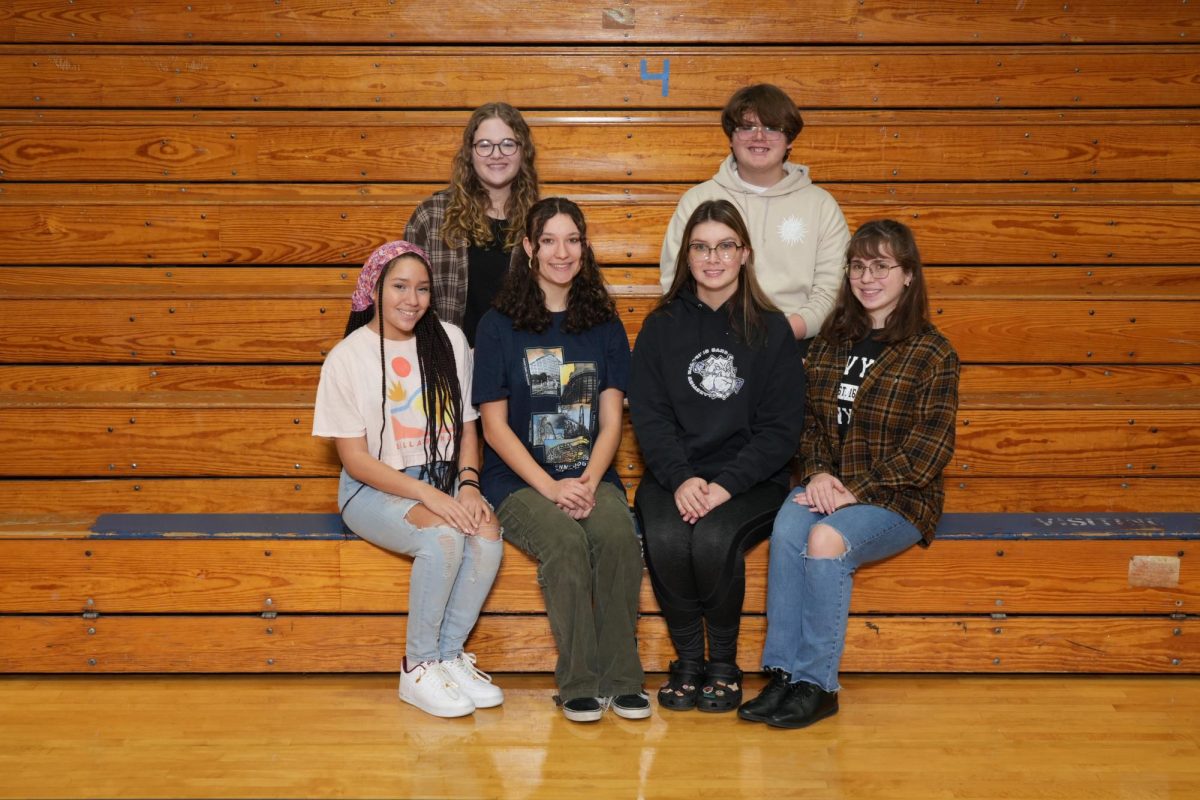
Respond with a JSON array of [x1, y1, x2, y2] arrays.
[[0, 1, 1197, 674]]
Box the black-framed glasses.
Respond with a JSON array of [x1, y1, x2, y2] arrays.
[[732, 124, 786, 141], [688, 240, 744, 262], [473, 138, 520, 157], [847, 259, 899, 279]]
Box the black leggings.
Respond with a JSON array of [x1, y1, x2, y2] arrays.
[[635, 474, 786, 665]]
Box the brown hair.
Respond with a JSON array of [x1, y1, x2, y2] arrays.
[[720, 84, 804, 144], [656, 199, 780, 347], [441, 102, 539, 252], [494, 197, 617, 334], [820, 219, 930, 345]]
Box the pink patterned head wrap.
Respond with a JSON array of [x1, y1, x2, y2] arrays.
[[350, 240, 432, 312]]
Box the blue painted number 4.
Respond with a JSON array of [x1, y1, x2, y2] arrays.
[[640, 58, 670, 97]]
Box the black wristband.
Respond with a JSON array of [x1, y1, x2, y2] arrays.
[[458, 479, 481, 491], [457, 466, 481, 477]]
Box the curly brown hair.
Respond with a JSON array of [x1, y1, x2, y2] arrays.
[[494, 197, 617, 334], [440, 102, 539, 253]]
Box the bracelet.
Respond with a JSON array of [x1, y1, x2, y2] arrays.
[[457, 466, 480, 478], [458, 479, 481, 491]]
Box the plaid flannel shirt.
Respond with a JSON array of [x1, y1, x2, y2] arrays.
[[404, 188, 469, 326], [799, 324, 960, 543]]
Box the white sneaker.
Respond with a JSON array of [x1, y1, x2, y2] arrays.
[[441, 652, 504, 708], [398, 657, 475, 718]]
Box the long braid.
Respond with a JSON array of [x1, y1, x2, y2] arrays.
[[414, 308, 463, 494]]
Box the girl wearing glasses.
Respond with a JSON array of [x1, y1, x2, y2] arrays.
[[659, 84, 849, 353], [629, 200, 805, 713], [473, 198, 650, 724], [739, 219, 959, 729], [405, 102, 539, 346]]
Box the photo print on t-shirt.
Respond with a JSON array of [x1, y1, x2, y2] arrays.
[[523, 349, 599, 470]]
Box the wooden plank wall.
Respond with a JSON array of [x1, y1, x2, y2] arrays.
[[0, 1, 1197, 673]]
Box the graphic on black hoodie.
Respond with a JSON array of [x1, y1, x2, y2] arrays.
[[525, 348, 598, 468], [687, 347, 744, 400]]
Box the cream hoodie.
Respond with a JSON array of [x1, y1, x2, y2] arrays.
[[659, 155, 850, 338]]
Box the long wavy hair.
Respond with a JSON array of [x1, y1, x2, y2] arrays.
[[441, 102, 539, 252], [343, 254, 463, 493], [820, 219, 930, 345], [656, 199, 779, 347], [494, 197, 618, 334]]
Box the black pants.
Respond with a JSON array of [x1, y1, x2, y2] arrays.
[[635, 474, 786, 666]]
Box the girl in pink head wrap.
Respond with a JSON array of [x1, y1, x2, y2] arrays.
[[313, 241, 504, 719]]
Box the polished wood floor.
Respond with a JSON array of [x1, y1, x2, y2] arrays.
[[1, 672, 1197, 799]]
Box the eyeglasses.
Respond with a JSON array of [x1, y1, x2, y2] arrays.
[[732, 125, 786, 141], [473, 138, 520, 157], [847, 259, 900, 279], [688, 240, 744, 262]]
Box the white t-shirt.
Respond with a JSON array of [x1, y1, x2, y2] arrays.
[[313, 322, 478, 470]]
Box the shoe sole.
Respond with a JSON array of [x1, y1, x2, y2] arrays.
[[562, 709, 603, 723], [612, 705, 652, 720], [399, 690, 475, 718], [765, 704, 839, 730], [737, 707, 771, 722], [465, 694, 504, 709]]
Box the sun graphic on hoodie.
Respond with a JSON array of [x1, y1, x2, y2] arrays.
[[778, 215, 808, 246]]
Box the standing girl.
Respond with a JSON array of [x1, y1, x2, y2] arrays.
[[630, 199, 805, 714], [313, 241, 504, 719], [473, 197, 649, 723], [739, 219, 959, 729], [406, 101, 540, 346]]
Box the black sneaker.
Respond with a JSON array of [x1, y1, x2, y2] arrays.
[[765, 681, 839, 730], [737, 667, 792, 722], [604, 692, 652, 719], [559, 696, 604, 723]]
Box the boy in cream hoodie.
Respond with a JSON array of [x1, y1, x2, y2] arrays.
[[660, 84, 850, 350]]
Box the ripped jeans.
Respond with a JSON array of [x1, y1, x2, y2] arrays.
[[339, 468, 504, 664], [759, 488, 921, 692]]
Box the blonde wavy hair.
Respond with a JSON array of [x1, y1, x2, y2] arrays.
[[441, 102, 539, 252]]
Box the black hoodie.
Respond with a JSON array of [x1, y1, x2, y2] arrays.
[[629, 289, 805, 496]]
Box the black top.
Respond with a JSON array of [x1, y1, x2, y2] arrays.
[[463, 217, 510, 347], [836, 335, 887, 442], [628, 289, 806, 496]]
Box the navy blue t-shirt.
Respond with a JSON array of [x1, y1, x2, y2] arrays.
[[472, 308, 630, 509]]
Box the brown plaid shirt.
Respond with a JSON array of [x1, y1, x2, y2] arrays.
[[799, 324, 960, 543], [405, 188, 468, 326]]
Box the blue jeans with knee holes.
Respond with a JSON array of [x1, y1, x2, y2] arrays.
[[760, 488, 921, 692]]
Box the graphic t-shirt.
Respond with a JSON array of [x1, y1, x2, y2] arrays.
[[472, 309, 630, 509], [312, 322, 477, 470], [836, 335, 886, 442]]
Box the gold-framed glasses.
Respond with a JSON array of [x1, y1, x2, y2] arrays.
[[847, 259, 899, 279]]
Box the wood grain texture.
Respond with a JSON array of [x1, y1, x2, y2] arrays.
[[2, 46, 1198, 109], [0, 537, 1192, 615], [2, 183, 1197, 266], [2, 1, 1193, 44], [3, 476, 1199, 521], [4, 109, 1198, 182], [3, 295, 1197, 363], [1, 614, 1193, 673]]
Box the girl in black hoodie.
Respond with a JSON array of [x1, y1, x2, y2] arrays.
[[630, 199, 805, 713]]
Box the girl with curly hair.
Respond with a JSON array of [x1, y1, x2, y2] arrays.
[[405, 101, 540, 346], [473, 197, 649, 724]]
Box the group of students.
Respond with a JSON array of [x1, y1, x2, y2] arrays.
[[312, 85, 961, 729]]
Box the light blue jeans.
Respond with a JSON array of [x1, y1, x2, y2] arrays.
[[339, 467, 504, 664], [761, 488, 922, 692]]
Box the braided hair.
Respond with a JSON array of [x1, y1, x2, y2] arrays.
[[343, 253, 463, 494]]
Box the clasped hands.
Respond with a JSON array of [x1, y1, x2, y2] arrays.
[[543, 476, 599, 520], [794, 471, 858, 515], [673, 477, 732, 524]]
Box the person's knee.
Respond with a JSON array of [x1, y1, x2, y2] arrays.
[[475, 518, 502, 542], [806, 523, 848, 559]]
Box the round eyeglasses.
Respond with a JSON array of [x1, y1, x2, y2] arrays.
[[847, 259, 899, 280], [473, 138, 520, 157], [688, 240, 745, 262]]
